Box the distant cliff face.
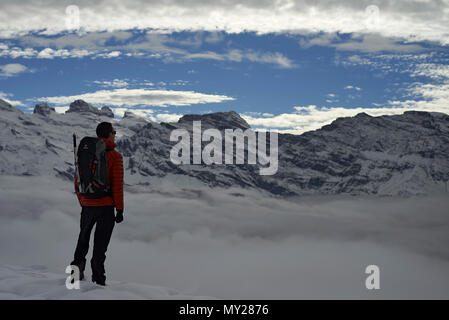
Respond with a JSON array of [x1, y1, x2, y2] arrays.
[[1, 98, 449, 196], [177, 110, 251, 131], [0, 99, 16, 112], [66, 99, 114, 118], [33, 103, 55, 116], [117, 109, 449, 196]]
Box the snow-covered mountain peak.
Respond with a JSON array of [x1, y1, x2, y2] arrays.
[[0, 99, 22, 113], [33, 103, 55, 117], [100, 106, 114, 118], [354, 112, 372, 118], [66, 99, 95, 113], [123, 111, 140, 119], [318, 109, 448, 137], [65, 99, 114, 118], [177, 110, 251, 130]]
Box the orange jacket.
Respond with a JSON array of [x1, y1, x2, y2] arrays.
[[75, 137, 124, 211]]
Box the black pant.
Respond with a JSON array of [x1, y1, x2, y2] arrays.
[[71, 206, 115, 282]]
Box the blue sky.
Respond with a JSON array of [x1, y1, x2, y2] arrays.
[[1, 1, 448, 134]]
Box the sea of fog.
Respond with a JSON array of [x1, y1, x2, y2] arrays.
[[0, 175, 448, 299]]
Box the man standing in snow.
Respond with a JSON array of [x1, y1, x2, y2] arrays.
[[70, 122, 124, 286]]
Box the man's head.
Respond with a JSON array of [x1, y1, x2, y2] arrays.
[[96, 122, 116, 142]]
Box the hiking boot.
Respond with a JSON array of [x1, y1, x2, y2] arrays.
[[70, 268, 84, 283], [69, 260, 86, 281], [92, 276, 106, 286]]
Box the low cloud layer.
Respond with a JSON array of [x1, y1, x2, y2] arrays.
[[1, 175, 448, 299]]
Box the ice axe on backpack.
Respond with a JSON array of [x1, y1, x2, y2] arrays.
[[73, 133, 77, 165]]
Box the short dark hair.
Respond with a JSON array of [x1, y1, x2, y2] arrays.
[[96, 122, 113, 138]]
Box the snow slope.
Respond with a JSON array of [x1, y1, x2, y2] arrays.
[[0, 264, 214, 299]]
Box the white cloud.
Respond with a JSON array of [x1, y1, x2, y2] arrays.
[[1, 34, 128, 59], [243, 111, 275, 118], [93, 79, 129, 88], [344, 85, 362, 91], [109, 107, 154, 118], [37, 47, 93, 59], [0, 1, 448, 46], [411, 63, 449, 80], [184, 49, 295, 68], [0, 91, 24, 106], [246, 51, 295, 68], [38, 88, 235, 107], [169, 80, 189, 86], [20, 31, 134, 50], [0, 44, 37, 58], [243, 93, 449, 134], [336, 54, 376, 68], [301, 33, 427, 52], [388, 82, 449, 112], [325, 93, 339, 104], [54, 106, 69, 114], [155, 113, 183, 122], [8, 31, 295, 68], [0, 63, 31, 77], [37, 48, 58, 59], [0, 45, 123, 59], [336, 52, 439, 74], [385, 61, 449, 113], [96, 50, 121, 58]]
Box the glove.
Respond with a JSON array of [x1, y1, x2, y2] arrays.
[[115, 210, 124, 223]]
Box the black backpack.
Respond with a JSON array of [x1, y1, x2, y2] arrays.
[[74, 136, 112, 199]]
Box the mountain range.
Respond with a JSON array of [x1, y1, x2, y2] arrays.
[[1, 98, 448, 196]]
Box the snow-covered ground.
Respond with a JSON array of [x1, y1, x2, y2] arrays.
[[0, 264, 213, 299], [1, 175, 449, 299]]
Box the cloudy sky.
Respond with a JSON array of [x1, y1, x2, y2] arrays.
[[1, 0, 449, 133]]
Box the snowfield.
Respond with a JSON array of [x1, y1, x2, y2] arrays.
[[1, 175, 449, 299], [0, 264, 213, 299]]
